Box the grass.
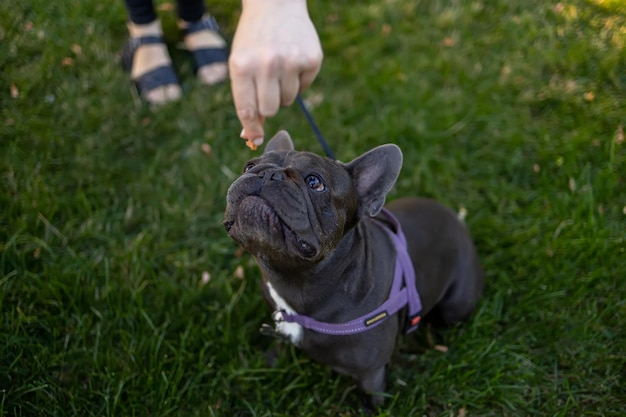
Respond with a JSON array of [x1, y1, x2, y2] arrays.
[[1, 0, 625, 415]]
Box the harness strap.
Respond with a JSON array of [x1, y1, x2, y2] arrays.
[[276, 208, 422, 335]]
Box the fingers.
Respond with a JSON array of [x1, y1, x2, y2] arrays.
[[242, 56, 302, 116], [257, 74, 281, 117], [279, 73, 300, 107], [230, 57, 303, 143], [230, 48, 322, 146], [279, 50, 322, 105], [230, 68, 265, 142], [299, 52, 323, 91]]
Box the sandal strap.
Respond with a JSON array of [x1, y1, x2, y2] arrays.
[[191, 47, 229, 66], [183, 15, 220, 36], [127, 35, 166, 51], [134, 65, 179, 95], [122, 35, 167, 71]]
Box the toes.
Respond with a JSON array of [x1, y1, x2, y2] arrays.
[[144, 84, 182, 105], [197, 63, 228, 85]]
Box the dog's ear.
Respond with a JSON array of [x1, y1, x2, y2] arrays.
[[265, 130, 295, 153], [345, 144, 403, 217]]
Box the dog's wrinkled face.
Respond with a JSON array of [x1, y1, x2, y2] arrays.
[[223, 133, 357, 267], [224, 130, 403, 269]]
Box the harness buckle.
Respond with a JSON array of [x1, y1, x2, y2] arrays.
[[404, 312, 422, 334]]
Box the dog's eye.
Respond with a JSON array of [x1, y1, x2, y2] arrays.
[[306, 175, 325, 192], [243, 163, 255, 173]]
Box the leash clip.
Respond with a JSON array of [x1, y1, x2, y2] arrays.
[[259, 323, 289, 342], [271, 310, 286, 323], [260, 310, 291, 342]]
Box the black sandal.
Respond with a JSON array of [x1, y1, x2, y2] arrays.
[[121, 35, 181, 102], [182, 16, 229, 77]]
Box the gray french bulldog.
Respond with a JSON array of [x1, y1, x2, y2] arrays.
[[223, 130, 483, 406]]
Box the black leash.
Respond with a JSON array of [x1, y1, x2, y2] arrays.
[[296, 95, 336, 160]]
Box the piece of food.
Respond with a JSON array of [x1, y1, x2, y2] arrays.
[[245, 139, 258, 150]]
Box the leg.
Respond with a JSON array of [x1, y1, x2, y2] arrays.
[[429, 268, 483, 327], [123, 0, 182, 104], [177, 0, 228, 85], [125, 0, 158, 24], [428, 236, 484, 327], [357, 365, 387, 408]]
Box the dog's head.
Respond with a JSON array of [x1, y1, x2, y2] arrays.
[[223, 131, 402, 269]]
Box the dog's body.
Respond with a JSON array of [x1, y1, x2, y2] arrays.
[[224, 131, 483, 404]]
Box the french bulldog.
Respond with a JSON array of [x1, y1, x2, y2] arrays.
[[223, 130, 483, 406]]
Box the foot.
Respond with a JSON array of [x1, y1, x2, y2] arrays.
[[180, 16, 229, 85], [126, 20, 182, 105]]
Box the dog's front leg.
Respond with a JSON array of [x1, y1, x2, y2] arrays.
[[356, 365, 387, 408]]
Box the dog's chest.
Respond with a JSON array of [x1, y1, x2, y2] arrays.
[[265, 281, 304, 345]]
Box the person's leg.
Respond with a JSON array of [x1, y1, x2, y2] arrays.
[[126, 0, 158, 23], [123, 0, 181, 104], [177, 0, 228, 85], [176, 0, 204, 22]]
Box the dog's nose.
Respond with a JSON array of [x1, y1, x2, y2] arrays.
[[259, 169, 285, 182]]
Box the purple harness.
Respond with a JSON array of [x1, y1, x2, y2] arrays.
[[273, 208, 422, 335]]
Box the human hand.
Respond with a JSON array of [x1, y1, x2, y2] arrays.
[[229, 0, 323, 148]]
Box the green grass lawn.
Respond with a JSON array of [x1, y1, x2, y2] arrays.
[[1, 0, 625, 415]]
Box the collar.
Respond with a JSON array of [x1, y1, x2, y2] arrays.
[[272, 208, 422, 336]]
